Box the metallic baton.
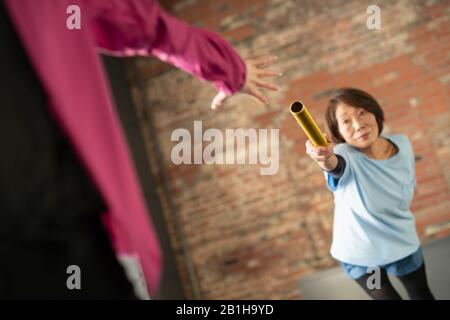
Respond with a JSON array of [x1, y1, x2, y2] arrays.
[[290, 101, 328, 146]]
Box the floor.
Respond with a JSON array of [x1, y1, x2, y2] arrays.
[[299, 236, 450, 300]]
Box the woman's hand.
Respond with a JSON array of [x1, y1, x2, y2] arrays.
[[211, 55, 281, 109], [305, 136, 338, 171]]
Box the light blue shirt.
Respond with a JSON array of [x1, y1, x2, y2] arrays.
[[325, 134, 420, 266]]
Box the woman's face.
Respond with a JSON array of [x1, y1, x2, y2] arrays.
[[335, 102, 379, 149]]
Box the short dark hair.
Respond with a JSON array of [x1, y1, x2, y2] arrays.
[[325, 88, 384, 143]]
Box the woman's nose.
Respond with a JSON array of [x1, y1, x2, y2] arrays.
[[352, 119, 363, 130]]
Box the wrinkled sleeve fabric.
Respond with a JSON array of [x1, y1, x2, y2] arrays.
[[86, 0, 246, 95], [325, 154, 346, 191]]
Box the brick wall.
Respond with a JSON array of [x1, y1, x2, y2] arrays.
[[126, 0, 450, 299]]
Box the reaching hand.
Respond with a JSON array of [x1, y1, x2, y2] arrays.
[[305, 134, 338, 171], [305, 139, 334, 163], [211, 55, 281, 110]]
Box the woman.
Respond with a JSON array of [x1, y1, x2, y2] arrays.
[[305, 88, 435, 300]]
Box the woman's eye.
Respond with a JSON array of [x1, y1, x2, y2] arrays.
[[359, 110, 366, 116], [342, 120, 349, 125]]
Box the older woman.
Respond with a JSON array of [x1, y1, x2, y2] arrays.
[[306, 88, 434, 300]]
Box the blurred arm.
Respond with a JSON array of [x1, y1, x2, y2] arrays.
[[87, 0, 246, 95]]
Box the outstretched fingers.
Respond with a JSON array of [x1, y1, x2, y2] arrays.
[[252, 55, 278, 68], [248, 85, 269, 105], [257, 69, 282, 78], [253, 78, 279, 91]]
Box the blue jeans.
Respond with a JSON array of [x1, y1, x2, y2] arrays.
[[340, 247, 424, 280]]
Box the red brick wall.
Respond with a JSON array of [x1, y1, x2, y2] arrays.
[[127, 0, 450, 299]]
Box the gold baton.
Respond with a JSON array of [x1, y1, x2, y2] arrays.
[[290, 101, 328, 146]]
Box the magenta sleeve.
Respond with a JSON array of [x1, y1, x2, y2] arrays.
[[88, 0, 246, 94]]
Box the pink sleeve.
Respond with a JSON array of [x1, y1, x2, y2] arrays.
[[87, 0, 246, 95]]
